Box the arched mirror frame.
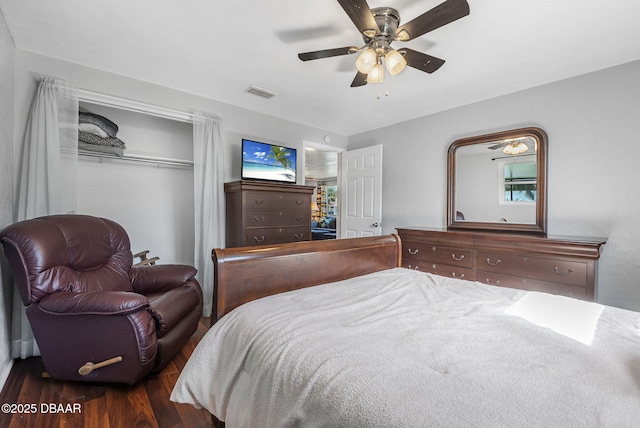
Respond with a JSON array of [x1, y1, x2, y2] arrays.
[[447, 127, 548, 234]]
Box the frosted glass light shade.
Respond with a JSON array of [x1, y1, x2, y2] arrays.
[[503, 142, 529, 155], [355, 49, 377, 74], [367, 63, 384, 83], [385, 49, 407, 75]]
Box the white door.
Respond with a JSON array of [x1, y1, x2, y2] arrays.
[[340, 144, 383, 238]]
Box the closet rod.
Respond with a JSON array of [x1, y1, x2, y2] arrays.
[[78, 150, 194, 168]]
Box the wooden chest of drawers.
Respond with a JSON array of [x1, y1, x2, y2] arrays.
[[225, 181, 314, 248], [397, 228, 606, 301]]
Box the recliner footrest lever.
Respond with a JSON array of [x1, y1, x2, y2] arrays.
[[78, 356, 123, 376]]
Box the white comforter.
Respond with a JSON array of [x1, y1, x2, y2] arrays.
[[171, 268, 640, 427]]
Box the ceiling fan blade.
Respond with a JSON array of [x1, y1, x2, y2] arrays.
[[488, 143, 506, 150], [402, 48, 445, 74], [351, 72, 368, 87], [298, 46, 358, 61], [337, 0, 379, 38], [396, 0, 469, 41]]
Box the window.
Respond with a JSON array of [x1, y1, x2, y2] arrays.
[[500, 162, 536, 203]]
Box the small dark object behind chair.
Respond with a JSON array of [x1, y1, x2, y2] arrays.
[[0, 214, 203, 384]]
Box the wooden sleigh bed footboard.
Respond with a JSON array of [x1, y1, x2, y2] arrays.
[[211, 234, 402, 323]]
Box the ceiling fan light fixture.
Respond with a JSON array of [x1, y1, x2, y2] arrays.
[[355, 48, 377, 74], [385, 49, 407, 75], [503, 142, 529, 155], [367, 63, 384, 83]]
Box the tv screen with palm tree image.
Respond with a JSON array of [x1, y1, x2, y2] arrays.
[[241, 139, 297, 183]]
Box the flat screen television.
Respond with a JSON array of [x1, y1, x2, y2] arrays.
[[242, 139, 297, 183]]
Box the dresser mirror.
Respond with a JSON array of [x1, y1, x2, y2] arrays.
[[447, 127, 548, 234]]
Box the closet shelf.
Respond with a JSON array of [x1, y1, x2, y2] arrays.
[[78, 149, 193, 168]]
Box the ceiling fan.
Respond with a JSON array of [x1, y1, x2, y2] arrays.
[[298, 0, 470, 87], [488, 137, 535, 155]]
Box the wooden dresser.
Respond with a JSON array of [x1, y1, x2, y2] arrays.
[[225, 180, 314, 248], [396, 228, 606, 301]]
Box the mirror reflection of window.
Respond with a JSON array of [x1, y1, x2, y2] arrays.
[[501, 162, 536, 203]]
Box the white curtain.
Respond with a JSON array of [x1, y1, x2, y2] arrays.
[[192, 112, 224, 317], [12, 77, 78, 358]]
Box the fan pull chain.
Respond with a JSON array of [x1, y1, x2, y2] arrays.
[[385, 70, 390, 97], [376, 58, 391, 100]]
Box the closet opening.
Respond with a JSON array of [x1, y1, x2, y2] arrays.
[[77, 100, 195, 266]]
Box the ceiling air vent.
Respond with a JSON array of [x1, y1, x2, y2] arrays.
[[245, 86, 278, 99]]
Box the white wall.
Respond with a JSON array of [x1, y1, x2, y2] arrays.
[[0, 8, 15, 392], [456, 150, 499, 221], [348, 60, 640, 312], [456, 150, 535, 223]]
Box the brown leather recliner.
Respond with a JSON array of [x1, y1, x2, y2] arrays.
[[0, 214, 203, 384]]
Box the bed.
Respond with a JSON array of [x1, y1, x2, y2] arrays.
[[171, 235, 640, 427]]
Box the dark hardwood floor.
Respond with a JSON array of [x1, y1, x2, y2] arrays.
[[0, 318, 214, 428]]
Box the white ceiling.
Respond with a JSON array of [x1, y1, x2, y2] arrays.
[[305, 148, 339, 181], [2, 0, 640, 136]]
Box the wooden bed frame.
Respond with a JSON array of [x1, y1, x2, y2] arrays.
[[211, 234, 402, 323]]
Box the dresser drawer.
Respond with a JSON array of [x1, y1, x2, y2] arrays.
[[477, 271, 587, 299], [403, 242, 473, 268], [246, 211, 310, 227], [246, 192, 309, 211], [245, 226, 309, 246], [403, 260, 473, 281], [476, 251, 587, 287]]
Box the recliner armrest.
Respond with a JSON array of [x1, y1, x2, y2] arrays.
[[38, 291, 149, 315], [130, 264, 197, 294]]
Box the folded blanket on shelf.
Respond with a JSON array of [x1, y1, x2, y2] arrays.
[[78, 129, 126, 158], [79, 112, 119, 138], [78, 131, 126, 149], [78, 141, 124, 158]]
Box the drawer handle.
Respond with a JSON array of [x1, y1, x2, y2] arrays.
[[408, 248, 419, 255], [407, 265, 419, 270], [296, 215, 303, 221], [452, 272, 465, 279], [451, 254, 465, 261], [296, 200, 304, 205], [294, 233, 304, 240], [254, 216, 265, 222], [485, 279, 501, 285], [551, 290, 573, 296], [554, 267, 574, 276], [254, 236, 265, 243], [485, 258, 501, 266], [254, 199, 264, 205]]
